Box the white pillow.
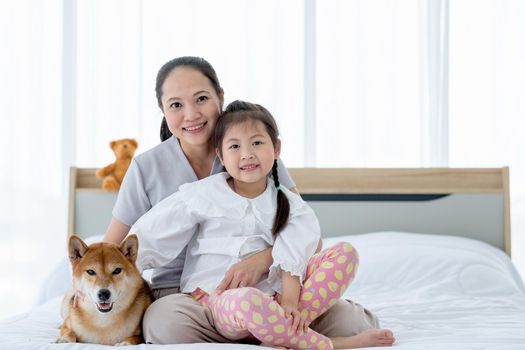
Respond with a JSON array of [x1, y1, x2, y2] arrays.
[[324, 232, 525, 299]]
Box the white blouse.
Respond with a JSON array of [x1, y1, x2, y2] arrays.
[[131, 172, 320, 294]]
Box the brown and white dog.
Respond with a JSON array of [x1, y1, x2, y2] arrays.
[[55, 234, 152, 345]]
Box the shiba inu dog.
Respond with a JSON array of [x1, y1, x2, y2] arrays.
[[55, 234, 153, 345]]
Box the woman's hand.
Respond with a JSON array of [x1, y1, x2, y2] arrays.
[[71, 280, 85, 308], [215, 248, 272, 293], [280, 298, 309, 335]]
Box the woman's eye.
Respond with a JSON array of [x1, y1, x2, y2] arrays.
[[197, 95, 208, 103], [170, 102, 182, 109], [112, 268, 122, 275], [86, 269, 96, 276]]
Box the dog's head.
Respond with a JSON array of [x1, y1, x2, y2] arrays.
[[68, 234, 142, 314]]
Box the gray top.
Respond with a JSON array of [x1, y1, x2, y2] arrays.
[[112, 136, 296, 289]]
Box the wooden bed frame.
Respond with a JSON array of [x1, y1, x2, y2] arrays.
[[68, 167, 511, 255]]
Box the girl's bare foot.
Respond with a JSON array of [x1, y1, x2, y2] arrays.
[[332, 329, 395, 349]]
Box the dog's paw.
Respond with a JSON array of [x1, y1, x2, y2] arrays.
[[114, 336, 142, 346], [54, 336, 74, 343], [114, 341, 132, 346]]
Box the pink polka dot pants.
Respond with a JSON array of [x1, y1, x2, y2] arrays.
[[194, 242, 359, 350]]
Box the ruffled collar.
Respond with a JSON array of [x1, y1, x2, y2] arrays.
[[180, 172, 278, 221], [214, 173, 277, 217]]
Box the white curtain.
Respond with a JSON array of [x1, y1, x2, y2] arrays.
[[74, 0, 305, 167], [0, 0, 66, 319], [1, 0, 524, 320], [316, 0, 423, 167]]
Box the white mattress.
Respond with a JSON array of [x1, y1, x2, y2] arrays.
[[2, 232, 525, 349]]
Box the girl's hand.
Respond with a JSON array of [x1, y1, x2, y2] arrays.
[[215, 248, 272, 293], [281, 299, 309, 335]]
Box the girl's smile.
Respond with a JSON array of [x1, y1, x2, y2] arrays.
[[239, 163, 260, 172]]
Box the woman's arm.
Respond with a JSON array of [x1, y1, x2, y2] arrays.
[[103, 217, 131, 244], [215, 247, 273, 292]]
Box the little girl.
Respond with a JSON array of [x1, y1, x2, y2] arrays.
[[131, 100, 394, 349]]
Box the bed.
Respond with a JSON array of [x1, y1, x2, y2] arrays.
[[2, 167, 525, 349]]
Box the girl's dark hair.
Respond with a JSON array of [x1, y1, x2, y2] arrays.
[[156, 56, 222, 141], [214, 100, 290, 236]]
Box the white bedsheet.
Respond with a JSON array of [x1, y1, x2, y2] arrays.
[[2, 232, 525, 349]]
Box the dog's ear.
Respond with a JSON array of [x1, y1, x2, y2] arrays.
[[68, 235, 88, 266], [120, 234, 138, 263]]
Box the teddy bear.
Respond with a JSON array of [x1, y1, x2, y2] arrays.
[[96, 138, 138, 191]]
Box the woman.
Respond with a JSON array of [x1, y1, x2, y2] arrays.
[[103, 56, 379, 344]]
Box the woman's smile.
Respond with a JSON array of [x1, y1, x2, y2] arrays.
[[183, 121, 207, 134]]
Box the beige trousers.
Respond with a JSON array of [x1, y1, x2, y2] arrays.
[[143, 287, 379, 344]]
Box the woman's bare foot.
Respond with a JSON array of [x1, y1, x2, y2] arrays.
[[260, 343, 287, 349], [332, 329, 395, 349]]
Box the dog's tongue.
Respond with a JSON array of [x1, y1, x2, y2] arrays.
[[99, 302, 111, 309]]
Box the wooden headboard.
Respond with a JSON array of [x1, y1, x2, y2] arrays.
[[68, 167, 511, 255]]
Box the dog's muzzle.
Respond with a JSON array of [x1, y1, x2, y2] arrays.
[[96, 289, 113, 313]]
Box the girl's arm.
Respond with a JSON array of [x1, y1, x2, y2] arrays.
[[269, 197, 320, 334], [291, 186, 323, 252], [290, 186, 322, 253], [103, 217, 131, 244], [280, 272, 308, 335]]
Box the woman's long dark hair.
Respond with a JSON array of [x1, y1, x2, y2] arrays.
[[156, 56, 222, 142], [214, 100, 290, 236]]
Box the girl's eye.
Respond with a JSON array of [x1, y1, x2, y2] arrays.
[[197, 95, 208, 103], [112, 268, 122, 275], [170, 102, 182, 109], [229, 144, 239, 150], [86, 269, 96, 276], [253, 141, 263, 146]]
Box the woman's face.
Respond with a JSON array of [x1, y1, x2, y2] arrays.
[[160, 67, 223, 149]]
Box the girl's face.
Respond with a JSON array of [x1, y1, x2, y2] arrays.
[[218, 120, 281, 195], [160, 67, 223, 149]]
